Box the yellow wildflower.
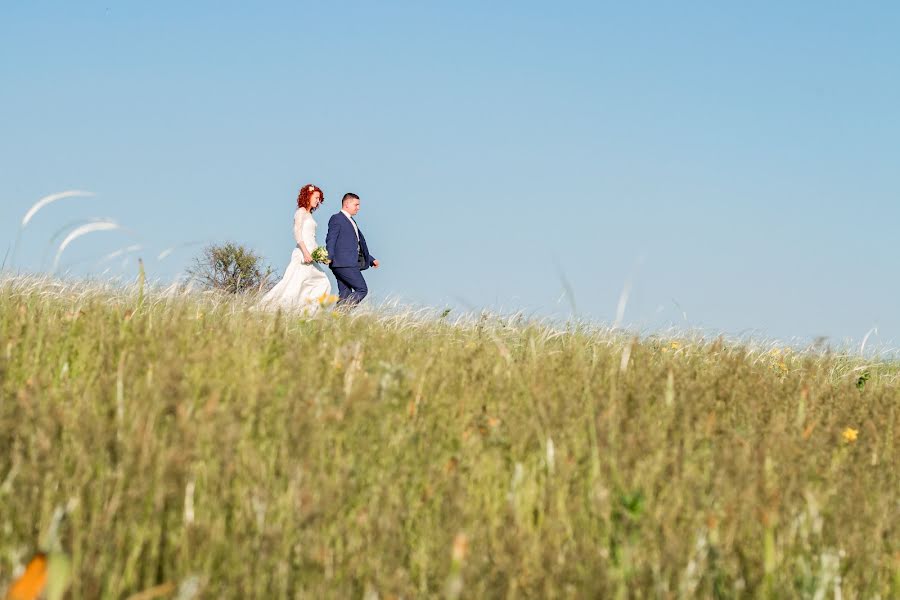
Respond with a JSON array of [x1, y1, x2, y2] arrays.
[[842, 427, 858, 443], [670, 341, 680, 350], [317, 293, 340, 306]]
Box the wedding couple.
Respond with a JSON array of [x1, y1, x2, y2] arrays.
[[261, 184, 379, 311]]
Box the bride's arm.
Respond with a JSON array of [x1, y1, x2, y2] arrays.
[[294, 211, 314, 263]]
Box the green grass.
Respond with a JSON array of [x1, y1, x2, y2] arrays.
[[1, 277, 897, 598]]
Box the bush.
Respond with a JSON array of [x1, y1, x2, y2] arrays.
[[186, 242, 276, 294]]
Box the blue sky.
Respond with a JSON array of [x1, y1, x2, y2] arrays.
[[2, 2, 898, 347]]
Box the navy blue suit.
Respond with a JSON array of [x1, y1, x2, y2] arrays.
[[326, 212, 376, 305]]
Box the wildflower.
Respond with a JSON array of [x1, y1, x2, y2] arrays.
[[317, 293, 339, 306], [7, 553, 47, 600], [671, 341, 680, 350], [842, 427, 858, 443], [487, 417, 500, 428]]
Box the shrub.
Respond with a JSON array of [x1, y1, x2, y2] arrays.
[[186, 242, 276, 294]]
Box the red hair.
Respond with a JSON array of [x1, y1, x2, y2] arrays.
[[297, 184, 324, 212]]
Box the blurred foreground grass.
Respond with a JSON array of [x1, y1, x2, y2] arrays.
[[0, 277, 897, 598]]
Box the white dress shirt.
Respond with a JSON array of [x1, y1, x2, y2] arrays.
[[340, 209, 360, 241]]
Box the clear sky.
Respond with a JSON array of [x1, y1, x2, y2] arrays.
[[2, 2, 898, 348]]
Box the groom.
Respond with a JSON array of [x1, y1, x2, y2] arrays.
[[326, 192, 379, 306]]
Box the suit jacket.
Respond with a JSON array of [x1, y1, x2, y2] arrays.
[[326, 212, 376, 269]]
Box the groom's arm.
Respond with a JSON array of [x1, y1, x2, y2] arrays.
[[325, 215, 340, 260], [360, 232, 377, 267]]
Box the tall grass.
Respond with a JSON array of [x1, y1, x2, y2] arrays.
[[1, 276, 897, 598]]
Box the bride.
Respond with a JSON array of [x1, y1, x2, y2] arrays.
[[261, 184, 332, 311]]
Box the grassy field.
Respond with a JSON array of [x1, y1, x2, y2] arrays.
[[0, 276, 897, 598]]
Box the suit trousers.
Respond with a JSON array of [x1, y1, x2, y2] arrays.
[[331, 267, 368, 305]]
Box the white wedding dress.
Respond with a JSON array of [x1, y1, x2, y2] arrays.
[[260, 209, 332, 312]]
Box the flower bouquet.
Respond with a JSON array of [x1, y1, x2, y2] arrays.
[[310, 246, 330, 264]]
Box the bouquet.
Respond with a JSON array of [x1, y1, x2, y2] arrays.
[[310, 246, 330, 264]]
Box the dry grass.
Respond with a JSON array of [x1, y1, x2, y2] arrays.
[[0, 276, 897, 598]]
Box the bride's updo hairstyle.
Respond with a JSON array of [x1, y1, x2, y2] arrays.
[[297, 184, 324, 212]]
